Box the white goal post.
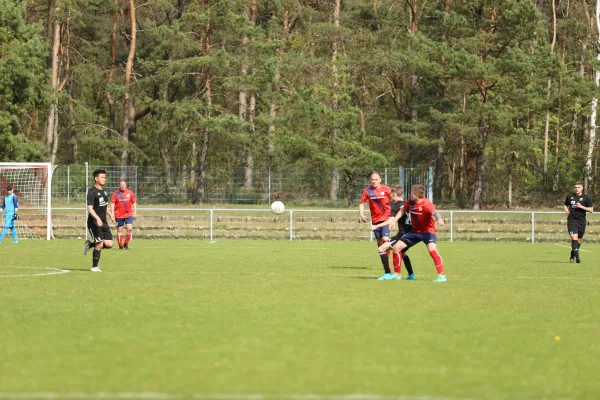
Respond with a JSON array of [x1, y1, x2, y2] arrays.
[[0, 162, 54, 240]]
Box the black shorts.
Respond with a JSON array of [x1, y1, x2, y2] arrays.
[[88, 220, 114, 243], [387, 233, 413, 252], [567, 219, 586, 238]]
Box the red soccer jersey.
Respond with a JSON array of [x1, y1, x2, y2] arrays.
[[360, 185, 391, 223], [403, 198, 437, 234], [111, 189, 136, 219]]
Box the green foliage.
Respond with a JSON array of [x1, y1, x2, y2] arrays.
[[0, 0, 47, 161]]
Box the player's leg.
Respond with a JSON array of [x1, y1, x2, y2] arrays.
[[576, 224, 585, 263], [116, 220, 124, 249], [90, 224, 104, 272], [568, 221, 579, 263], [0, 215, 12, 242], [426, 237, 447, 282], [10, 216, 17, 243], [403, 246, 416, 280], [124, 217, 133, 249], [373, 225, 397, 280]]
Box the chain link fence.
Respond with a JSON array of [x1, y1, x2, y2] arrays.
[[51, 165, 433, 205]]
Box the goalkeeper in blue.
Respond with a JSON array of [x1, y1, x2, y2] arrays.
[[0, 185, 19, 244]]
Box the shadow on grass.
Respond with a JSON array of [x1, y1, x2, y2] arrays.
[[328, 266, 369, 270]]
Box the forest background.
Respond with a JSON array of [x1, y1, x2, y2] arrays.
[[2, 0, 600, 208]]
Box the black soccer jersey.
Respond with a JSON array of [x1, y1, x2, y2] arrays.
[[87, 186, 109, 223], [564, 193, 592, 221], [390, 200, 412, 235]]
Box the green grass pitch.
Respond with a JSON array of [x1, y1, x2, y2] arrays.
[[0, 240, 599, 400]]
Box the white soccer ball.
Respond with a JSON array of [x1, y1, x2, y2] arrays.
[[271, 201, 285, 214]]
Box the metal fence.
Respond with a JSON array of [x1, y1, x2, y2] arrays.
[[51, 165, 433, 205], [50, 207, 598, 243]]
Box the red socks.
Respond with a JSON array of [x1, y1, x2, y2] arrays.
[[393, 252, 403, 274], [118, 234, 123, 248], [429, 250, 444, 275], [125, 234, 131, 245]]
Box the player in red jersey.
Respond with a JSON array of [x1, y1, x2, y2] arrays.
[[111, 179, 137, 250], [359, 171, 396, 280], [372, 184, 447, 282]]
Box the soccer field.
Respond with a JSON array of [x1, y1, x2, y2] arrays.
[[0, 240, 599, 400]]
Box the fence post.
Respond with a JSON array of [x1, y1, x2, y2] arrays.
[[289, 209, 293, 241], [384, 168, 388, 185], [135, 166, 139, 196], [450, 211, 454, 243], [67, 165, 70, 203], [531, 212, 535, 244], [399, 167, 405, 193], [268, 167, 271, 204], [428, 166, 433, 200], [210, 209, 214, 242]]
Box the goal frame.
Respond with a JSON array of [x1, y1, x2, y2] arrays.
[[0, 162, 54, 240]]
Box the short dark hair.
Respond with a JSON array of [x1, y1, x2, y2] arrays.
[[390, 186, 403, 196], [93, 169, 106, 178]]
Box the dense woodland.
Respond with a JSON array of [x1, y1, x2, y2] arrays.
[[2, 0, 600, 207]]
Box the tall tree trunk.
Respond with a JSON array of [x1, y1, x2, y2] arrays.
[[586, 0, 600, 192], [473, 111, 487, 210], [121, 0, 137, 167], [46, 5, 60, 162], [243, 0, 257, 191], [434, 0, 450, 202], [195, 1, 212, 204], [329, 0, 341, 202], [458, 93, 466, 206], [106, 0, 118, 132], [543, 0, 557, 187]]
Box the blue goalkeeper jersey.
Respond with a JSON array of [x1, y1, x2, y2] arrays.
[[2, 194, 18, 215]]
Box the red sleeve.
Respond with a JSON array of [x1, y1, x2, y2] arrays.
[[111, 192, 118, 204], [403, 201, 410, 211], [130, 190, 136, 204], [360, 190, 369, 204]]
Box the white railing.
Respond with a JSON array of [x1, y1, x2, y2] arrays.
[[50, 207, 594, 243]]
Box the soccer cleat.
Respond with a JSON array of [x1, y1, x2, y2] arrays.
[[90, 267, 102, 272], [12, 241, 18, 244], [390, 273, 402, 280], [123, 244, 129, 250], [432, 275, 448, 283], [407, 274, 417, 280], [576, 257, 581, 264], [377, 273, 396, 280], [119, 246, 124, 250], [83, 240, 91, 255]]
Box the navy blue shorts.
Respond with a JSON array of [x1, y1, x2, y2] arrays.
[[399, 232, 437, 247], [373, 221, 391, 239], [116, 216, 134, 227]]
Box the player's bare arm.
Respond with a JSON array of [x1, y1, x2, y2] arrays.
[[132, 202, 137, 218], [359, 202, 368, 223], [432, 210, 445, 226], [576, 203, 593, 213], [88, 205, 103, 227]]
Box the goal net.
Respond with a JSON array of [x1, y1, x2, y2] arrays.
[[0, 163, 54, 240]]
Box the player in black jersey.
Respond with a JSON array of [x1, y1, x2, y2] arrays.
[[386, 186, 445, 279], [84, 169, 115, 272], [563, 182, 593, 263], [387, 186, 416, 279]]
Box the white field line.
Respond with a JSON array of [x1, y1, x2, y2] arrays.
[[553, 244, 591, 252], [0, 266, 70, 278], [0, 393, 569, 400]]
